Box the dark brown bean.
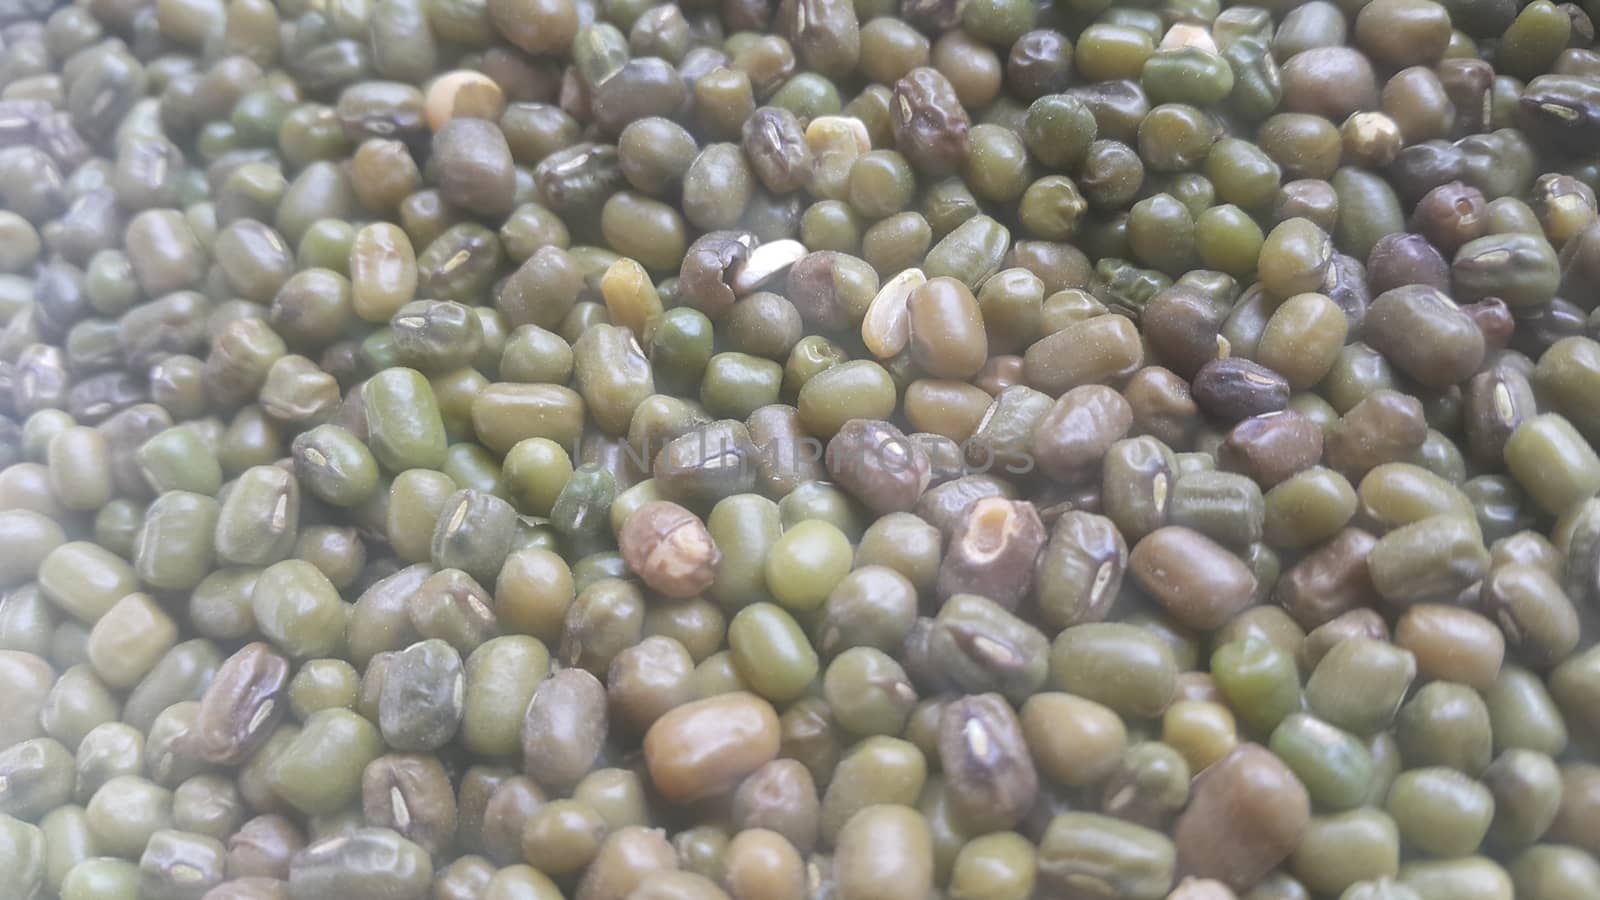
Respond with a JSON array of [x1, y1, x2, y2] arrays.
[[1191, 358, 1291, 423], [1366, 232, 1450, 294], [937, 496, 1047, 607], [1410, 181, 1488, 254], [1324, 389, 1429, 480], [1275, 528, 1381, 630], [225, 814, 304, 881], [784, 250, 874, 332], [742, 106, 812, 194], [1463, 366, 1537, 469], [1218, 411, 1325, 488], [825, 418, 931, 515], [1143, 287, 1226, 379], [939, 693, 1038, 833], [892, 67, 970, 176], [678, 231, 753, 320], [1462, 297, 1515, 354], [190, 642, 290, 766], [361, 753, 457, 854]]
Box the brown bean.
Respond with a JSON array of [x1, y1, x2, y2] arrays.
[[1129, 527, 1257, 631], [1275, 528, 1380, 630], [643, 692, 781, 802], [1394, 603, 1505, 690], [607, 636, 697, 735], [1280, 47, 1379, 120], [975, 355, 1026, 396], [432, 118, 516, 220], [1324, 389, 1428, 480], [481, 775, 547, 865], [1122, 367, 1201, 450], [1032, 385, 1134, 483], [1361, 284, 1486, 389], [619, 501, 720, 600], [723, 828, 805, 900], [731, 759, 821, 854], [1142, 287, 1226, 379], [1299, 607, 1390, 671], [906, 276, 989, 380], [574, 826, 678, 900], [1173, 744, 1310, 891], [1217, 411, 1324, 489], [521, 668, 608, 788], [361, 753, 457, 854]]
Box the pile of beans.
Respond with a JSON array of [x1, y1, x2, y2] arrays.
[[5, 0, 1600, 897]]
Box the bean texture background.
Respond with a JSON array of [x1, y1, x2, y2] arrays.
[[3, 0, 1600, 897]]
